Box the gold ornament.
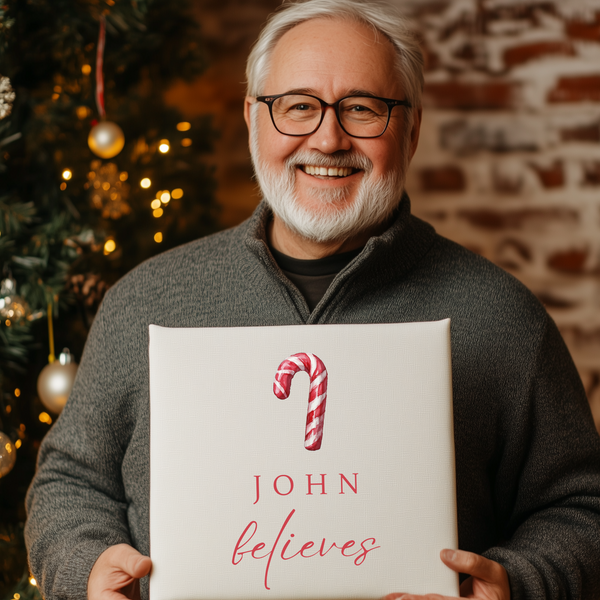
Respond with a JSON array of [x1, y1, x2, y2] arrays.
[[88, 120, 125, 159], [0, 431, 17, 478], [0, 75, 15, 120], [37, 349, 78, 414], [88, 160, 131, 219], [0, 277, 29, 322]]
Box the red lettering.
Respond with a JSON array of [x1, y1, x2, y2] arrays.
[[274, 475, 294, 496], [251, 542, 267, 559], [341, 540, 359, 557], [253, 475, 260, 505], [300, 541, 318, 558], [355, 538, 381, 565], [232, 521, 257, 565], [339, 473, 358, 494], [306, 473, 327, 495], [263, 509, 295, 590]]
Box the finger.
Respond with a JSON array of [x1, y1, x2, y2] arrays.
[[118, 546, 152, 579], [440, 550, 503, 584]]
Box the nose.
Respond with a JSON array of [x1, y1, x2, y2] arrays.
[[306, 105, 352, 153]]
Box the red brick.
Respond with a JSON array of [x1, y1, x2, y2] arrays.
[[457, 208, 578, 230], [454, 43, 477, 61], [548, 75, 600, 103], [536, 292, 578, 309], [561, 123, 600, 142], [566, 13, 600, 41], [503, 41, 575, 69], [529, 161, 564, 188], [424, 81, 518, 110], [492, 170, 524, 194], [583, 162, 600, 185], [420, 165, 466, 192], [547, 248, 589, 273]]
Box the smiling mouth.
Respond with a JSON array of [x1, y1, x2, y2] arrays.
[[300, 165, 358, 178]]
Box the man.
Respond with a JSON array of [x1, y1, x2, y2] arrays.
[[25, 1, 600, 600]]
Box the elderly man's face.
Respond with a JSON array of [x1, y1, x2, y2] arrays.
[[245, 17, 420, 245]]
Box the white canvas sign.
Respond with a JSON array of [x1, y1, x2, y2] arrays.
[[149, 320, 458, 600]]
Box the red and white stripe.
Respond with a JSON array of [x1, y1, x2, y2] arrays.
[[274, 353, 328, 451]]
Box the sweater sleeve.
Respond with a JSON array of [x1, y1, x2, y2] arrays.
[[25, 289, 140, 600], [483, 316, 600, 600]]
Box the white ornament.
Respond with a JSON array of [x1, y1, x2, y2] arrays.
[[37, 349, 78, 414], [88, 121, 125, 159], [0, 431, 16, 478]]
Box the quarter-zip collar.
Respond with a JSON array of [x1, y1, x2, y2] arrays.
[[244, 194, 438, 323]]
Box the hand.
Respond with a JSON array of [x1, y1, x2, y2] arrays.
[[384, 549, 510, 600], [88, 544, 152, 600]]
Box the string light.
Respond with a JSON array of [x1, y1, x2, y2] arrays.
[[76, 106, 89, 119], [120, 172, 128, 181], [81, 64, 92, 75], [62, 169, 72, 180], [160, 191, 170, 204], [177, 122, 191, 131], [5, 405, 11, 414], [158, 140, 170, 153], [15, 439, 21, 449], [104, 239, 116, 254], [151, 199, 161, 210], [29, 577, 37, 587], [154, 232, 163, 243], [171, 188, 183, 199], [60, 182, 67, 191], [140, 177, 151, 188], [181, 138, 192, 147], [153, 208, 163, 218], [38, 412, 52, 424], [13, 593, 20, 599], [5, 319, 11, 327], [14, 388, 20, 397]]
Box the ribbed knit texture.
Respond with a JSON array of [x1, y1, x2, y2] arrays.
[[26, 198, 600, 600]]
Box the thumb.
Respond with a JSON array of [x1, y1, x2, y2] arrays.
[[120, 547, 152, 579]]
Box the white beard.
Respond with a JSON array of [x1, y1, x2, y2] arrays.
[[250, 111, 409, 244]]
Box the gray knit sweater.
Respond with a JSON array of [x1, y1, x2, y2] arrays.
[[26, 199, 600, 600]]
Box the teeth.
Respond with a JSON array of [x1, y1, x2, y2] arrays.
[[303, 165, 353, 177]]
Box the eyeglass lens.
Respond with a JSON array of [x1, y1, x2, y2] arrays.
[[271, 95, 390, 137]]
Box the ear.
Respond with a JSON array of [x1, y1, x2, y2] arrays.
[[408, 106, 422, 162], [244, 96, 255, 147]]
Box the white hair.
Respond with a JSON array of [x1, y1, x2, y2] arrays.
[[246, 0, 424, 109]]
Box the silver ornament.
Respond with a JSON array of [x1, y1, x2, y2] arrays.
[[88, 120, 125, 159], [0, 431, 17, 478], [37, 349, 78, 414], [0, 75, 15, 120]]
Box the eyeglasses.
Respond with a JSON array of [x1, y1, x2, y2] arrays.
[[254, 93, 412, 139]]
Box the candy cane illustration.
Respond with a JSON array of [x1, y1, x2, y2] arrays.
[[273, 353, 328, 451]]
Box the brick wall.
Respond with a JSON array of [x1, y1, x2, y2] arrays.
[[166, 0, 600, 428], [404, 0, 600, 428]]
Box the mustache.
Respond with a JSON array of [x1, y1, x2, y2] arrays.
[[284, 150, 373, 173]]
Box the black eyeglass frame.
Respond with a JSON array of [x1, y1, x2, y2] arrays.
[[254, 93, 412, 139]]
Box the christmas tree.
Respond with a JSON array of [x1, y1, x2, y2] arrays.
[[0, 2, 219, 597]]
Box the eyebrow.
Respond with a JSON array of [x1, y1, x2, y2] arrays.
[[282, 88, 381, 98]]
